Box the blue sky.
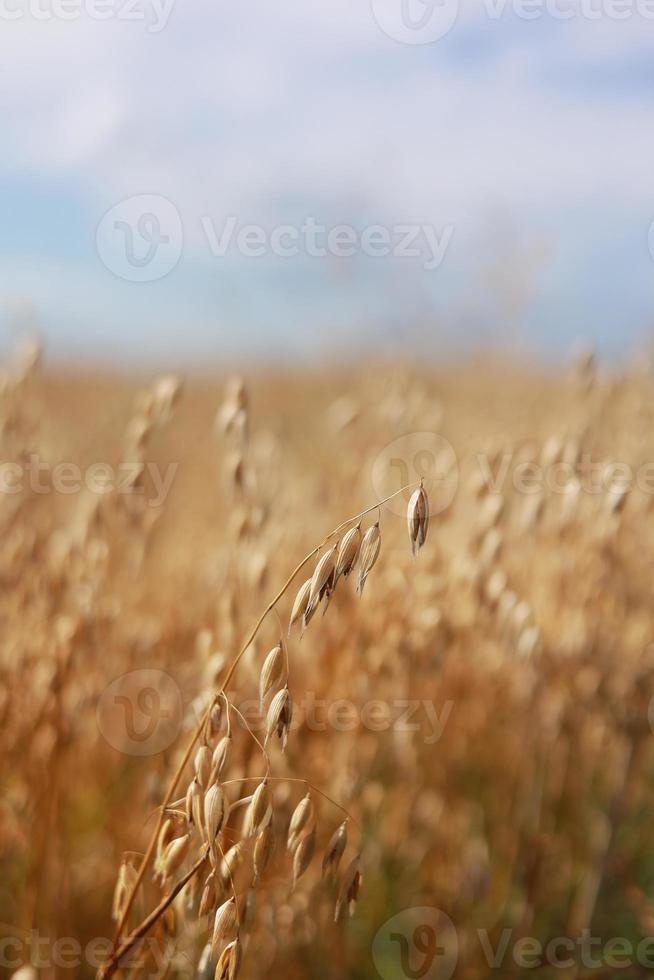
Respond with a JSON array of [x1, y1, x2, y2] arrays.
[[1, 2, 654, 367]]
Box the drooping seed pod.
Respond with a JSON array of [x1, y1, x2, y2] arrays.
[[156, 816, 175, 868], [322, 820, 348, 878], [204, 783, 226, 843], [220, 841, 245, 887], [356, 523, 381, 595], [305, 545, 337, 620], [407, 484, 429, 556], [160, 833, 190, 881], [211, 734, 232, 782], [335, 854, 362, 921], [212, 897, 238, 949], [253, 816, 274, 883], [265, 686, 293, 751], [111, 860, 138, 923], [244, 780, 271, 837], [199, 869, 218, 917], [195, 743, 212, 789], [215, 936, 242, 980], [186, 778, 204, 836], [287, 793, 314, 852], [208, 702, 223, 739], [292, 827, 316, 888], [335, 526, 361, 582], [259, 644, 285, 709], [288, 578, 311, 636]]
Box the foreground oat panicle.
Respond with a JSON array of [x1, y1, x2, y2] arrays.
[[98, 476, 428, 980]]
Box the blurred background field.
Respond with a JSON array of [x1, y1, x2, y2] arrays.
[[4, 353, 654, 977]]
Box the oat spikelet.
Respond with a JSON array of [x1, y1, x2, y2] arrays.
[[186, 778, 204, 836], [195, 743, 212, 789], [322, 820, 348, 878], [112, 860, 138, 923], [259, 644, 285, 709], [265, 686, 293, 751], [204, 783, 226, 843], [288, 578, 311, 635], [211, 734, 232, 783], [212, 897, 238, 949], [335, 854, 362, 921], [199, 870, 218, 917], [407, 484, 429, 556], [335, 525, 361, 582], [356, 522, 381, 595], [244, 779, 272, 838], [305, 545, 337, 621], [208, 702, 223, 739], [215, 936, 242, 980], [309, 545, 338, 601], [156, 816, 175, 861], [220, 841, 245, 886], [253, 816, 274, 883], [292, 827, 316, 887], [287, 793, 314, 852], [160, 833, 191, 881]]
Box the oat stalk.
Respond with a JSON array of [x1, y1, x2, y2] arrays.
[[99, 481, 419, 980]]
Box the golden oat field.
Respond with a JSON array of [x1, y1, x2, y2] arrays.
[[3, 348, 654, 980]]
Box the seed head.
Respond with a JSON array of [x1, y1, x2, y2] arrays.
[[212, 897, 238, 949], [265, 686, 293, 751], [253, 816, 274, 883], [160, 833, 190, 881], [335, 526, 361, 582], [211, 734, 232, 783], [194, 744, 212, 789], [322, 820, 348, 878], [292, 827, 316, 888], [215, 936, 242, 980], [199, 870, 218, 917], [288, 578, 311, 636], [287, 793, 314, 852], [306, 545, 337, 621], [204, 783, 226, 843], [186, 778, 204, 836], [407, 484, 429, 557], [244, 779, 271, 837], [356, 523, 381, 596], [335, 854, 362, 921], [259, 644, 285, 709]]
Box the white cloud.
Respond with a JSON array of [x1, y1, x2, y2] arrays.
[[1, 2, 653, 361]]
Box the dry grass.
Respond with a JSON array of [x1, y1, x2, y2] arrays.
[[3, 351, 654, 978]]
